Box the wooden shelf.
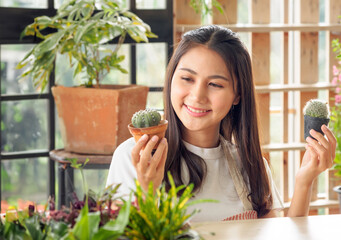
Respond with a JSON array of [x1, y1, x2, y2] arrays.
[[176, 23, 341, 33], [262, 143, 306, 152], [255, 82, 336, 93], [283, 199, 340, 210]]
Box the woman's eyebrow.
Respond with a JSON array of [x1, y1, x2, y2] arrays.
[[179, 67, 229, 81]]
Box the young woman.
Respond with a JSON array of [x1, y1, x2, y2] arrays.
[[106, 25, 336, 221]]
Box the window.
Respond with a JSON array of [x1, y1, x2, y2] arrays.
[[0, 0, 173, 212]]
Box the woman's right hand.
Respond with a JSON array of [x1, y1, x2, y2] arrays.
[[131, 134, 168, 192]]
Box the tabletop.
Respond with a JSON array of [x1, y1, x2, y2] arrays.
[[49, 149, 112, 164], [192, 214, 341, 240]]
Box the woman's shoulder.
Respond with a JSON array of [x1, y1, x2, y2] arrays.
[[112, 137, 135, 159], [116, 137, 136, 150]]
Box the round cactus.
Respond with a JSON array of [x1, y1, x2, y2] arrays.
[[303, 99, 330, 119], [132, 109, 161, 128]]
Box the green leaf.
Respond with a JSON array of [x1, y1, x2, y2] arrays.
[[24, 215, 45, 240], [66, 158, 82, 169], [71, 204, 101, 240], [34, 30, 65, 57], [48, 220, 69, 238], [93, 199, 131, 240], [60, 39, 75, 54], [74, 21, 97, 43]]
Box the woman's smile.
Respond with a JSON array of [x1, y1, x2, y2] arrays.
[[185, 104, 211, 116]]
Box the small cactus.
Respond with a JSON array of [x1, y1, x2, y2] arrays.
[[132, 109, 161, 128], [303, 99, 330, 119]]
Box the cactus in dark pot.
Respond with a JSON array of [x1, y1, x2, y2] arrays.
[[132, 109, 162, 128], [303, 99, 330, 139]]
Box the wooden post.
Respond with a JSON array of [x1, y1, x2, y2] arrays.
[[173, 0, 201, 44], [212, 0, 238, 25], [250, 0, 270, 149], [296, 0, 320, 202]]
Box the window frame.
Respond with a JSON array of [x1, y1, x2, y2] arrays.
[[0, 0, 173, 211]]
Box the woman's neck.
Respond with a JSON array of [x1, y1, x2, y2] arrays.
[[182, 129, 220, 148]]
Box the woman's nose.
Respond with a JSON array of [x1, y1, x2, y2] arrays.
[[190, 83, 207, 103]]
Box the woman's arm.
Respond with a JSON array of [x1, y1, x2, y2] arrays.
[[287, 125, 336, 217]]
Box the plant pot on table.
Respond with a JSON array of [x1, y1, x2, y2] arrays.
[[52, 84, 149, 155]]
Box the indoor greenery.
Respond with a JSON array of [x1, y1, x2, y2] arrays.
[[16, 0, 157, 91], [0, 160, 212, 239], [189, 0, 224, 23], [331, 38, 341, 177]]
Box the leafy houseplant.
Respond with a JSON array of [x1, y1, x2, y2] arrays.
[[17, 0, 157, 90], [303, 99, 330, 140], [128, 109, 168, 149], [16, 0, 155, 154]]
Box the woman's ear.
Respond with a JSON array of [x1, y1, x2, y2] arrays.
[[233, 95, 240, 105]]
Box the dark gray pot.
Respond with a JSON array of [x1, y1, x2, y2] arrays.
[[333, 186, 341, 213], [304, 115, 329, 140]]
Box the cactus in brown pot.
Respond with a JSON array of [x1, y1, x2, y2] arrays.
[[128, 109, 168, 149]]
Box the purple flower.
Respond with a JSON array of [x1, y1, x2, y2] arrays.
[[28, 205, 35, 217]]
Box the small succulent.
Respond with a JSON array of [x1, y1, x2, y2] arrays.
[[303, 99, 330, 119], [132, 109, 161, 128]]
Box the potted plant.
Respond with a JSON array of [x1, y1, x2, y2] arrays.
[[16, 0, 156, 154], [303, 99, 330, 140], [128, 109, 168, 149]]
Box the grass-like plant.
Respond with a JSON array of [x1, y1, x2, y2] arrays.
[[124, 172, 216, 240]]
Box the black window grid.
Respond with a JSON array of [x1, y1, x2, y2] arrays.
[[0, 0, 173, 212]]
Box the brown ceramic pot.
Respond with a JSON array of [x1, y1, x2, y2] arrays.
[[128, 120, 168, 149], [52, 84, 149, 154]]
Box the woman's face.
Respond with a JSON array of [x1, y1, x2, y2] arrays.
[[171, 45, 239, 138]]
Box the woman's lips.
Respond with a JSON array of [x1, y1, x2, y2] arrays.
[[184, 104, 211, 117]]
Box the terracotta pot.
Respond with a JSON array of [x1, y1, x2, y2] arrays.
[[52, 85, 149, 154], [128, 120, 168, 149]]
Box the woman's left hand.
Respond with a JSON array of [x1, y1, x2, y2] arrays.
[[296, 125, 336, 187]]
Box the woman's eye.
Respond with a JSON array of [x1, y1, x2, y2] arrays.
[[181, 77, 192, 82], [209, 82, 223, 88]]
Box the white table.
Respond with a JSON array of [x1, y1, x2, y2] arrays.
[[193, 214, 341, 240]]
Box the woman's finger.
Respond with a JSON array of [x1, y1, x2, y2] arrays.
[[309, 129, 329, 149], [306, 135, 327, 158], [139, 135, 159, 170], [147, 138, 167, 176], [157, 138, 168, 170], [131, 134, 149, 168], [321, 125, 337, 160], [305, 144, 318, 167]]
